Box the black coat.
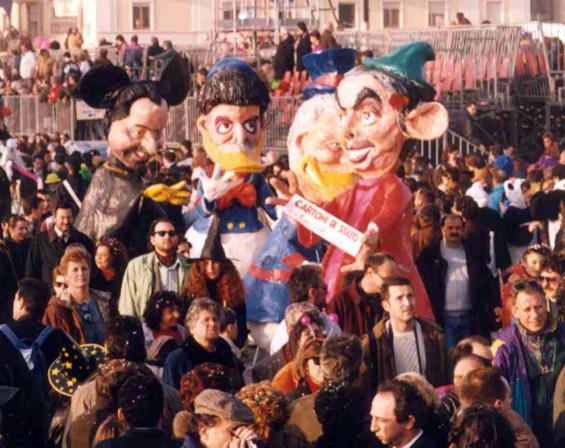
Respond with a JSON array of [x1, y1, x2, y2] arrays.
[[274, 35, 295, 80], [0, 250, 17, 323], [4, 238, 31, 280], [95, 428, 180, 448], [25, 225, 94, 286], [0, 331, 49, 448], [162, 336, 238, 389], [296, 33, 311, 72], [416, 241, 500, 336]]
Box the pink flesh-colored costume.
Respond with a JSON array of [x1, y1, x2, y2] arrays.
[[298, 172, 435, 321]]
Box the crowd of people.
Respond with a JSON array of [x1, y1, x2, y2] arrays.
[[0, 29, 180, 102], [0, 30, 563, 448]]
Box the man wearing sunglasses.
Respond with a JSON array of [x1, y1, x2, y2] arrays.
[[539, 257, 564, 323], [493, 280, 564, 447], [119, 218, 190, 318]]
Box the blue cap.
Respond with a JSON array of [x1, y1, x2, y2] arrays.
[[208, 57, 260, 81], [303, 48, 356, 81], [495, 155, 514, 177]]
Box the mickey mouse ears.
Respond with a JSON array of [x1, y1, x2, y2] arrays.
[[78, 54, 189, 109]]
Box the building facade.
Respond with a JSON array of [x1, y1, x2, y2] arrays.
[[1, 0, 563, 46]]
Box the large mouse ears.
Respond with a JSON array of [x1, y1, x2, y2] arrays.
[[156, 54, 189, 107], [78, 65, 131, 109]]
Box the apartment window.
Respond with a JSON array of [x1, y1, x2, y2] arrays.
[[485, 1, 502, 23], [428, 1, 445, 27], [222, 2, 239, 21], [338, 3, 356, 28], [383, 2, 400, 29], [132, 3, 150, 30], [531, 0, 553, 20]]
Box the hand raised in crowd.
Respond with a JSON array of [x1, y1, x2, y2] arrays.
[[224, 426, 262, 447], [201, 163, 244, 201], [266, 169, 301, 206]]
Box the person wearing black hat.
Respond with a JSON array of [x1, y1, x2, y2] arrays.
[[74, 54, 189, 256]]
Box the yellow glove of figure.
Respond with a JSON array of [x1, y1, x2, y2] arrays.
[[144, 181, 191, 205]]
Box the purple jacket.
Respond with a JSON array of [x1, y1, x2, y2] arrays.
[[493, 319, 564, 426]]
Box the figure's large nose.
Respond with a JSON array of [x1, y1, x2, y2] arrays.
[[144, 130, 163, 155], [342, 112, 357, 142], [233, 123, 246, 144]]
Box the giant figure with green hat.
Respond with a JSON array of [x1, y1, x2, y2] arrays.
[[274, 42, 448, 321]]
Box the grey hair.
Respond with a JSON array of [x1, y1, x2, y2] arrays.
[[185, 297, 221, 332], [395, 372, 440, 409], [320, 334, 362, 383], [287, 93, 341, 172]]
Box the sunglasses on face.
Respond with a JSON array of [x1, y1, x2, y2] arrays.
[[154, 230, 177, 237], [54, 281, 67, 288], [540, 276, 559, 284]]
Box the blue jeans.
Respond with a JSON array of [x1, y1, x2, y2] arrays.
[[444, 311, 473, 350]]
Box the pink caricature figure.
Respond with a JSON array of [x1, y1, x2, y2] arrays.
[[288, 43, 449, 320]]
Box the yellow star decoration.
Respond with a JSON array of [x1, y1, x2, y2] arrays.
[[51, 368, 60, 375], [64, 362, 72, 369]]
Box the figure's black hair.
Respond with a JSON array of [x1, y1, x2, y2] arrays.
[[105, 82, 164, 133], [197, 69, 270, 117]]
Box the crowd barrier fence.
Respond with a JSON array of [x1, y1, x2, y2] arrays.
[[3, 95, 480, 166]]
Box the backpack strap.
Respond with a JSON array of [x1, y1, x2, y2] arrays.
[[0, 324, 23, 349], [34, 326, 55, 347]]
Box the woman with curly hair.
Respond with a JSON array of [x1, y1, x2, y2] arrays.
[[179, 362, 241, 411], [183, 258, 247, 347], [142, 290, 186, 344], [236, 381, 290, 446], [272, 337, 324, 400], [448, 404, 515, 448], [91, 237, 129, 316]]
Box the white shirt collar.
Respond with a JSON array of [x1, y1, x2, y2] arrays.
[[395, 430, 423, 448]]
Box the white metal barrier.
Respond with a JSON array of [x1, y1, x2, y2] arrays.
[[2, 95, 481, 165]]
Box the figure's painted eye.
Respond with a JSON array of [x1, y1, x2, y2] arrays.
[[217, 120, 232, 134], [243, 119, 258, 134], [326, 141, 342, 152], [361, 110, 377, 124]]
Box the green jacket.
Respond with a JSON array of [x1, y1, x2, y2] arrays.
[[118, 252, 190, 318]]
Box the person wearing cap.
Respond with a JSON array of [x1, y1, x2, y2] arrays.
[[180, 389, 264, 448], [45, 172, 62, 192], [74, 54, 189, 256]]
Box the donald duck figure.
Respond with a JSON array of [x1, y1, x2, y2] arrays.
[[185, 59, 277, 276]]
